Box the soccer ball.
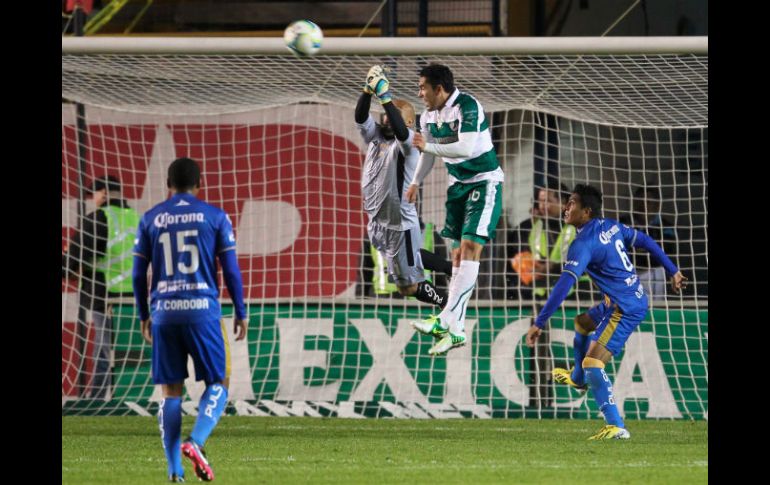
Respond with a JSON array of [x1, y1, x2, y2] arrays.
[[283, 20, 323, 56]]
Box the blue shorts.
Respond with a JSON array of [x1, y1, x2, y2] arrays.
[[151, 319, 230, 385], [585, 297, 647, 356]]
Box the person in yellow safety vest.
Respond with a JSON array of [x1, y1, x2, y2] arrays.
[[62, 175, 140, 400], [370, 243, 399, 295], [530, 184, 591, 299]]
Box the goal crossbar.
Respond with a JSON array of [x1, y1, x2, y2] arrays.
[[62, 36, 708, 55]]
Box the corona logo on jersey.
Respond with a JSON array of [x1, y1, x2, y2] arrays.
[[153, 211, 205, 229], [599, 224, 621, 244]]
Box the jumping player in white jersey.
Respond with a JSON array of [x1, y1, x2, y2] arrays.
[[358, 65, 447, 308], [407, 63, 505, 355]]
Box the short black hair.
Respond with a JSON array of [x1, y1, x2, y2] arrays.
[[167, 157, 201, 191], [572, 184, 603, 217], [90, 174, 121, 193], [419, 64, 455, 93]]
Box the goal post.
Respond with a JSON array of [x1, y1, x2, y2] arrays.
[[62, 36, 708, 419]]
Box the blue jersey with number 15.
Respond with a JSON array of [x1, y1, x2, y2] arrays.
[[133, 192, 237, 325], [562, 217, 649, 313]]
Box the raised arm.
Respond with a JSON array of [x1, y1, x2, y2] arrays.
[[354, 91, 378, 144], [381, 100, 409, 141], [355, 91, 372, 124]]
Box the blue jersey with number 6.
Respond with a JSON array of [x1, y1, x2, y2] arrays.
[[133, 192, 237, 325], [562, 217, 648, 313]]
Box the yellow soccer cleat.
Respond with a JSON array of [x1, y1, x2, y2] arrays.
[[552, 367, 588, 392], [587, 425, 631, 441]]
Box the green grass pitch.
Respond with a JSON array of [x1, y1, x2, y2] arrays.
[[63, 417, 707, 484]]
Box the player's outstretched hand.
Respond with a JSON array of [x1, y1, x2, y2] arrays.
[[141, 318, 153, 344], [670, 271, 688, 294], [362, 70, 374, 94], [526, 325, 542, 348], [406, 183, 419, 203], [234, 318, 248, 341], [366, 65, 391, 102]]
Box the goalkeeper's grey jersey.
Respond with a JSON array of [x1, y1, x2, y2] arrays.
[[357, 116, 419, 231]]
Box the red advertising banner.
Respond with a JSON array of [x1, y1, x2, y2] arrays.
[[62, 123, 365, 299]]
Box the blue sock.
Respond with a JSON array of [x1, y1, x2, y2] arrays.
[[571, 333, 590, 386], [159, 397, 184, 477], [190, 384, 228, 447], [584, 366, 624, 428]]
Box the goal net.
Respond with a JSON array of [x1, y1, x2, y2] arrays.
[[62, 37, 707, 419]]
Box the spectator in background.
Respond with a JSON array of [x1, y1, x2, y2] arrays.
[[62, 175, 140, 400], [506, 201, 542, 301], [531, 183, 579, 298], [619, 187, 678, 302]]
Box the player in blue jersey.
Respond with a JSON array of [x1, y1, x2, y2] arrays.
[[132, 157, 248, 482], [526, 184, 687, 441]]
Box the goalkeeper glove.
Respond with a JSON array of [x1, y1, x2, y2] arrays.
[[362, 65, 379, 94], [365, 65, 392, 104]]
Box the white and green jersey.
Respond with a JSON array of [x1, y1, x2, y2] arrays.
[[419, 89, 504, 186]]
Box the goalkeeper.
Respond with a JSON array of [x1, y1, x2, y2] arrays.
[[355, 65, 447, 308]]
